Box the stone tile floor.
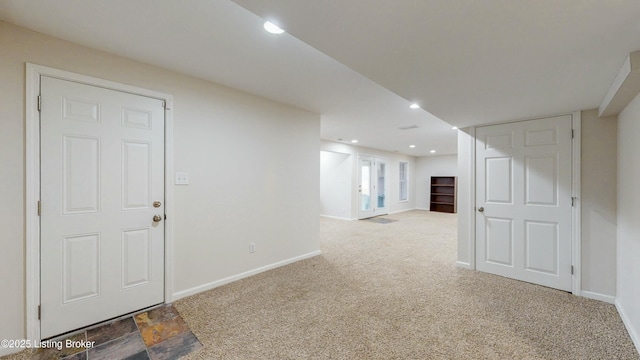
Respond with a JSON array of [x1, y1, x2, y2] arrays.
[[34, 305, 202, 360]]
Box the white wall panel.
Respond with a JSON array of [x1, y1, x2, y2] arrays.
[[485, 132, 513, 149], [525, 155, 557, 206], [485, 217, 513, 266], [122, 141, 151, 210], [63, 233, 100, 303], [525, 221, 558, 274], [122, 228, 151, 288], [122, 108, 152, 130], [63, 97, 100, 123], [63, 135, 100, 214], [486, 157, 512, 204], [525, 128, 557, 147]]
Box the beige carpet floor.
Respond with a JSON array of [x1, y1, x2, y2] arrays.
[[175, 210, 638, 359], [3, 210, 636, 359]]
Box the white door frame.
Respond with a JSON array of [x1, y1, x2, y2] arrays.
[[25, 63, 175, 341], [357, 154, 389, 219], [464, 112, 581, 295]]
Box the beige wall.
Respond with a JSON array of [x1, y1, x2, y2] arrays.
[[580, 109, 617, 298], [616, 93, 640, 350], [0, 23, 26, 352], [415, 155, 458, 210], [320, 151, 352, 219], [0, 21, 320, 348]]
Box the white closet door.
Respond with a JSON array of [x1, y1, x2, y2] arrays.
[[475, 115, 573, 291], [40, 76, 165, 338]]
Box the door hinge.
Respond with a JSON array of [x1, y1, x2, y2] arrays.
[[37, 201, 41, 216], [38, 305, 41, 320], [571, 129, 574, 139], [571, 197, 576, 207], [571, 265, 574, 275], [37, 95, 41, 112]]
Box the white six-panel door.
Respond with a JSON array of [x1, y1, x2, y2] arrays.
[[40, 76, 165, 338], [475, 115, 573, 291]]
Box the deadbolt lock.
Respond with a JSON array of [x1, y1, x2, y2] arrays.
[[153, 201, 162, 208]]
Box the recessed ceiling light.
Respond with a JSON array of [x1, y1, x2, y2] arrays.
[[430, 150, 436, 153], [409, 103, 420, 109], [452, 126, 458, 130], [351, 139, 358, 143], [264, 21, 285, 35], [409, 145, 416, 148]]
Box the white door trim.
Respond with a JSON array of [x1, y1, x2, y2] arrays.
[[468, 127, 477, 270], [25, 63, 175, 341], [357, 153, 389, 219], [571, 111, 582, 296], [357, 154, 375, 220], [466, 112, 581, 295]]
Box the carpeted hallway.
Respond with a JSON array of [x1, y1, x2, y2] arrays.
[[175, 210, 638, 359]]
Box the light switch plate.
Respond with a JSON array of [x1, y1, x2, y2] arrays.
[[175, 172, 189, 185]]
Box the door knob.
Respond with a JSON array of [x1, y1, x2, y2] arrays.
[[153, 214, 162, 222], [478, 207, 484, 213]]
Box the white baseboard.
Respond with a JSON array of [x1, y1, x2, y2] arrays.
[[415, 207, 430, 211], [581, 290, 615, 304], [455, 261, 472, 269], [320, 214, 353, 221], [172, 250, 322, 301], [616, 299, 640, 355]]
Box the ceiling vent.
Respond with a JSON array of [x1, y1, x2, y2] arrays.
[[397, 125, 419, 130]]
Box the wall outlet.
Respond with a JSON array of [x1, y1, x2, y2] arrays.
[[175, 172, 189, 185], [249, 242, 256, 253]]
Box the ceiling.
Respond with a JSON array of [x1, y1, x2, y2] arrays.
[[233, 0, 640, 127], [2, 1, 640, 156]]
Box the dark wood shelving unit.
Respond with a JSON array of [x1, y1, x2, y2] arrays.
[[430, 176, 457, 213]]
